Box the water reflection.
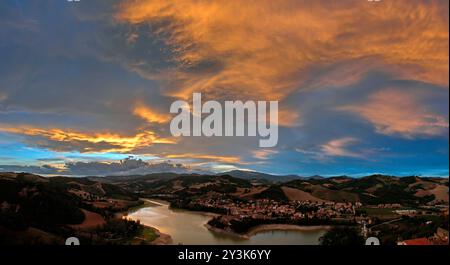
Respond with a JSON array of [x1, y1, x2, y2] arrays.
[[126, 200, 327, 245]]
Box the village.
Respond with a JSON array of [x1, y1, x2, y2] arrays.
[[183, 196, 360, 222], [176, 195, 449, 245]]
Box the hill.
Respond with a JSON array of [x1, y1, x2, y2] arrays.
[[95, 173, 253, 198], [223, 170, 301, 182], [284, 175, 448, 205], [93, 172, 448, 206], [0, 172, 154, 245], [1, 171, 447, 245]]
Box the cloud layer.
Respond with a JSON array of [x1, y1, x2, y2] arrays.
[[0, 157, 203, 176], [0, 0, 448, 176]]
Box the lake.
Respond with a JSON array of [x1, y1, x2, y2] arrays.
[[126, 200, 327, 245]]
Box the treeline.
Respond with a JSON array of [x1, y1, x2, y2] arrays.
[[319, 226, 365, 245], [78, 219, 146, 244], [170, 199, 228, 214], [208, 216, 355, 234]]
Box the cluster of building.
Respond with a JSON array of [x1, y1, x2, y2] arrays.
[[374, 203, 402, 208], [188, 197, 360, 221]]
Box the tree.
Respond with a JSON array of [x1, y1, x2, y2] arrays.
[[319, 226, 365, 245]]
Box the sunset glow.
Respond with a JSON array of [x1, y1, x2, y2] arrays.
[[0, 0, 448, 176]]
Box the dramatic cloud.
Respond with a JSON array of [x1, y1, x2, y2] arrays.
[[0, 1, 448, 176], [339, 89, 449, 138], [0, 125, 176, 153], [0, 164, 61, 175], [116, 0, 449, 100], [0, 157, 204, 176], [64, 157, 200, 175], [133, 101, 171, 124]]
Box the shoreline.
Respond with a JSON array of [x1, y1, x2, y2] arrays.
[[205, 223, 331, 239], [204, 224, 250, 239], [149, 227, 173, 245], [117, 198, 162, 219], [245, 224, 331, 237], [127, 201, 331, 244], [118, 198, 173, 245]]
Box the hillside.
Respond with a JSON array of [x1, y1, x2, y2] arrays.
[[223, 170, 301, 182], [284, 175, 448, 205], [0, 173, 85, 230], [97, 173, 253, 198], [1, 171, 447, 244], [95, 172, 448, 206], [0, 172, 153, 245]]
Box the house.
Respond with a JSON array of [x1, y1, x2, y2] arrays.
[[394, 209, 417, 216]]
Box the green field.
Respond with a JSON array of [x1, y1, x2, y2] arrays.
[[360, 207, 401, 219]]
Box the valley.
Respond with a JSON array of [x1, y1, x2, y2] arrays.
[[0, 171, 448, 245]]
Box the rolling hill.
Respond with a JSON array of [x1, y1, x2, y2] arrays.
[[223, 170, 301, 182], [0, 172, 151, 245], [283, 175, 448, 205], [0, 171, 447, 245], [92, 172, 448, 206]]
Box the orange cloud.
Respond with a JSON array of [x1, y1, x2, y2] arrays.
[[321, 137, 361, 158], [115, 0, 448, 130], [116, 0, 448, 98], [278, 108, 301, 127], [339, 89, 449, 137], [252, 149, 278, 160], [133, 101, 171, 123], [0, 125, 176, 153]]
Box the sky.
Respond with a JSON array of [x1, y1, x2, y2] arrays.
[[0, 0, 448, 177]]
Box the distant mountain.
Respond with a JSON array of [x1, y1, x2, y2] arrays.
[[89, 170, 303, 184], [222, 170, 302, 182], [89, 172, 181, 184], [92, 173, 253, 198], [90, 171, 448, 206], [2, 172, 448, 208]]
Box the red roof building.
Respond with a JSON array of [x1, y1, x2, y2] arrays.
[[397, 238, 433, 245]]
